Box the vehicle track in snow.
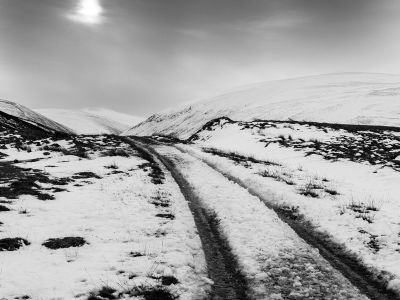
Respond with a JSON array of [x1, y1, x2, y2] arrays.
[[126, 137, 398, 300], [124, 137, 249, 300], [176, 145, 399, 300]]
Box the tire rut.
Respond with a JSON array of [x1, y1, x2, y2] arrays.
[[182, 146, 399, 300], [125, 137, 249, 300]]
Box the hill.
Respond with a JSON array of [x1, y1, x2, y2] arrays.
[[36, 108, 142, 135], [123, 73, 400, 139], [0, 99, 73, 135]]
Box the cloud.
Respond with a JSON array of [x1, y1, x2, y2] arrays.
[[1, 0, 400, 116], [68, 0, 104, 25]]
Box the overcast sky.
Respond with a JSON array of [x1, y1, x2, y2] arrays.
[[1, 0, 400, 117]]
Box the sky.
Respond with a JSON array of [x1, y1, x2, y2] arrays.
[[1, 0, 400, 117]]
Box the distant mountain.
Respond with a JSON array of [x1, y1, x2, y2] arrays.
[[123, 73, 400, 139], [36, 108, 143, 135], [83, 108, 144, 129], [0, 99, 73, 135]]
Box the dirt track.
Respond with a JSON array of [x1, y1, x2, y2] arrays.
[[126, 136, 399, 300], [125, 137, 249, 300]]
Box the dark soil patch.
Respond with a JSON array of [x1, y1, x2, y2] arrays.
[[52, 187, 67, 193], [161, 276, 179, 286], [110, 170, 125, 175], [203, 147, 280, 167], [141, 288, 177, 300], [299, 189, 319, 198], [367, 235, 381, 253], [72, 172, 101, 180], [101, 148, 130, 157], [149, 197, 170, 208], [0, 237, 30, 251], [155, 213, 175, 220], [42, 236, 87, 249], [88, 286, 177, 300], [0, 161, 69, 200], [15, 295, 31, 300], [88, 286, 117, 300], [128, 251, 144, 257], [276, 205, 302, 221], [37, 193, 55, 200], [105, 164, 119, 170], [325, 188, 339, 195], [138, 162, 165, 184], [0, 176, 54, 200], [0, 204, 11, 211], [153, 229, 168, 237]]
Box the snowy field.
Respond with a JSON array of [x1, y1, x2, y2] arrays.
[[0, 131, 210, 299], [2, 96, 400, 299], [178, 118, 400, 296]]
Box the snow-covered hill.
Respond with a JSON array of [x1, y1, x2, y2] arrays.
[[124, 73, 400, 139], [84, 108, 144, 128], [0, 99, 73, 134], [36, 108, 143, 135]]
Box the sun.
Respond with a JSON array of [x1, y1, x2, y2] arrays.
[[68, 0, 103, 25], [78, 0, 102, 18]]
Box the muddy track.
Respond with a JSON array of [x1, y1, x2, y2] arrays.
[[180, 147, 399, 300], [127, 137, 400, 300], [125, 137, 249, 300]]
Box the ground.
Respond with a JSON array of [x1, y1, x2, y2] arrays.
[[1, 118, 400, 300], [0, 129, 210, 299], [182, 118, 400, 297], [143, 142, 368, 299]]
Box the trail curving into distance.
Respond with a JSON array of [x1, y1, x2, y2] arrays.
[[125, 137, 398, 300], [124, 137, 249, 300]]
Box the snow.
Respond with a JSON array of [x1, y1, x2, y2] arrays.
[[36, 108, 142, 135], [84, 108, 144, 128], [388, 279, 400, 294], [0, 135, 210, 299], [124, 73, 400, 139], [179, 120, 400, 294], [0, 99, 73, 134], [151, 144, 367, 299]]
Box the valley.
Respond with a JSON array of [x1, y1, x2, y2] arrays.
[[1, 73, 400, 299]]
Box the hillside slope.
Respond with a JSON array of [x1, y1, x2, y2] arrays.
[[124, 73, 400, 139], [36, 109, 142, 135], [84, 108, 144, 128], [0, 99, 73, 134]]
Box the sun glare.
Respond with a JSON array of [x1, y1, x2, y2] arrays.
[[69, 0, 103, 25]]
